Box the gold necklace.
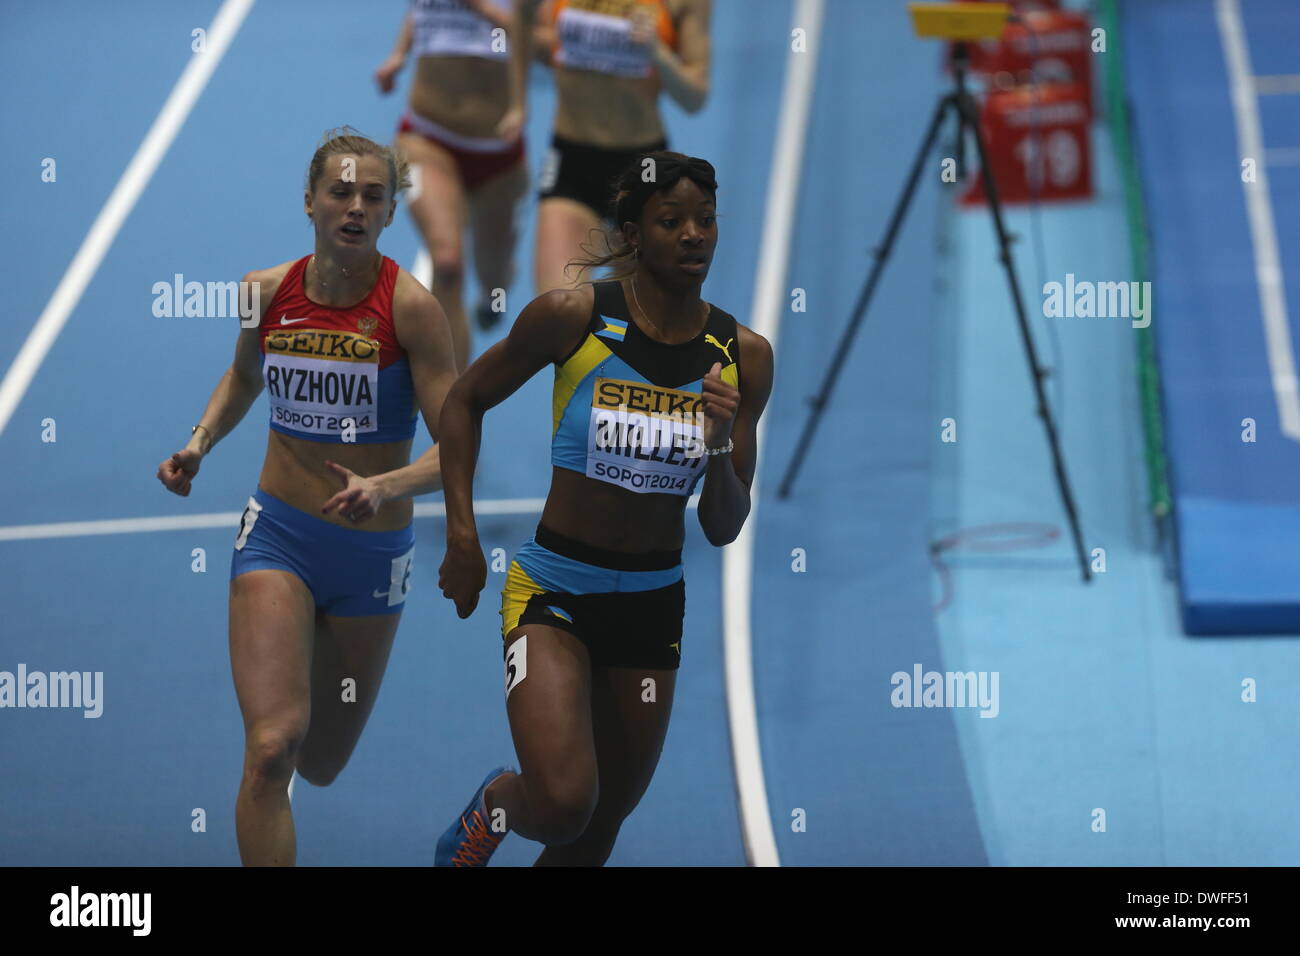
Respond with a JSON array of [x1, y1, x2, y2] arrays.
[[630, 274, 707, 342], [311, 251, 378, 291]]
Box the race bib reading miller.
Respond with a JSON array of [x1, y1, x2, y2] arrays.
[[587, 376, 706, 494], [263, 329, 379, 437]]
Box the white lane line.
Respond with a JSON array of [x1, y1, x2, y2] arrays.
[[1216, 0, 1300, 440], [0, 0, 256, 439], [1254, 73, 1300, 95], [407, 166, 434, 290], [0, 512, 250, 541], [412, 248, 433, 292], [0, 498, 546, 541], [722, 0, 824, 869], [0, 495, 703, 542]]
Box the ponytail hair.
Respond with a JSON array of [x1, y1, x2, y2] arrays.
[[565, 150, 718, 283]]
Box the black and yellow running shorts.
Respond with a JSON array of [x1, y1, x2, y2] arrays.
[[537, 134, 669, 221], [500, 523, 685, 670]]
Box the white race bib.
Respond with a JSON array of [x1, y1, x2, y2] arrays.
[[234, 497, 262, 551], [410, 0, 509, 59], [263, 329, 379, 438], [505, 635, 527, 697], [384, 547, 416, 608], [555, 7, 653, 78], [585, 376, 706, 495]]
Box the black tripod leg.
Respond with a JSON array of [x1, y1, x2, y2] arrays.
[[777, 94, 955, 499], [959, 91, 1092, 583]]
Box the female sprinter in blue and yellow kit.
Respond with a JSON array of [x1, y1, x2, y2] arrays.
[[156, 130, 457, 866], [435, 152, 773, 866]]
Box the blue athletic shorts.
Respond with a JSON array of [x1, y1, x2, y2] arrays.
[[229, 488, 415, 617]]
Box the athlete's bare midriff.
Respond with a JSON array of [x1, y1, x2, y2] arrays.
[[259, 430, 414, 533], [540, 466, 687, 553], [553, 69, 664, 147], [408, 56, 511, 139]]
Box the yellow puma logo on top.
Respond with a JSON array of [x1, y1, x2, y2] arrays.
[[705, 334, 734, 364], [670, 641, 681, 656]]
